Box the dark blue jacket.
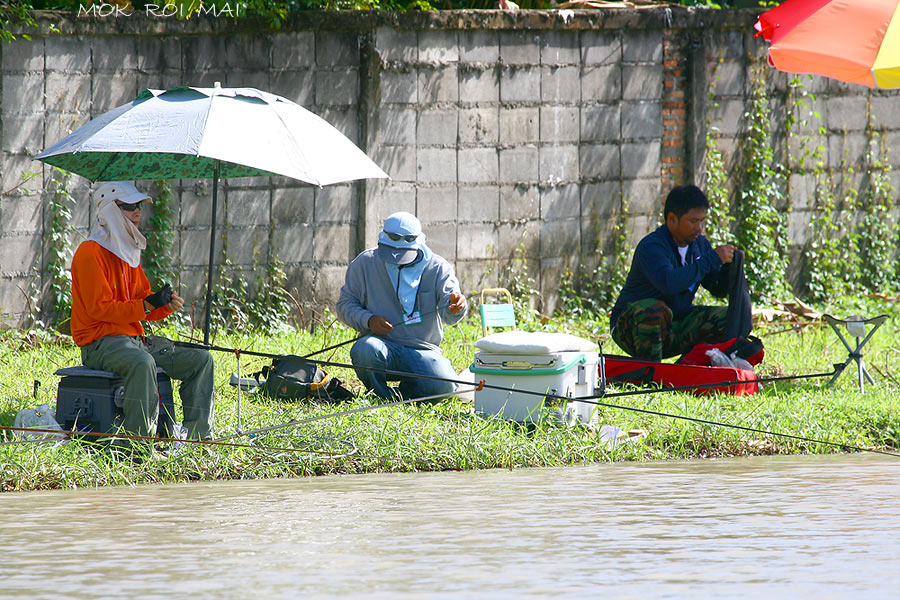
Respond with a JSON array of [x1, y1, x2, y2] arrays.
[[610, 225, 728, 329]]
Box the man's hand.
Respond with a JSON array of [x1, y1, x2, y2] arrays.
[[715, 244, 737, 264], [367, 315, 393, 336], [167, 292, 185, 313], [448, 292, 467, 315]]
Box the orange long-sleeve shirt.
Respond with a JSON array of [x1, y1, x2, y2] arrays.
[[70, 241, 172, 347]]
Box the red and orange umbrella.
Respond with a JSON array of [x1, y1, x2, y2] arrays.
[[754, 0, 900, 88]]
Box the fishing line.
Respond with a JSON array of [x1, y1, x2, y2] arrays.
[[178, 340, 900, 458], [214, 385, 479, 442], [214, 306, 451, 363], [0, 437, 55, 447], [0, 424, 360, 459], [566, 389, 900, 458], [0, 424, 448, 466]]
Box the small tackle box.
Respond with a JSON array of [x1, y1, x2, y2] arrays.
[[470, 350, 601, 425], [54, 366, 175, 437]]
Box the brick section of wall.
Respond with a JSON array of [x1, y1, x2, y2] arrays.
[[661, 31, 687, 192]]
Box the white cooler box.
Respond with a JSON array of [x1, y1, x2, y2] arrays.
[[469, 331, 602, 425]]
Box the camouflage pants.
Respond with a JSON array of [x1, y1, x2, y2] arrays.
[[611, 299, 728, 361]]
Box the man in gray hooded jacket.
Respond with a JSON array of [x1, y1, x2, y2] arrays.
[[336, 212, 467, 401]]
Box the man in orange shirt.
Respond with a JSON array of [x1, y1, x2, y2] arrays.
[[71, 181, 214, 444]]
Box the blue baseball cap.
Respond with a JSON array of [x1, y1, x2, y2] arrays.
[[377, 212, 424, 265]]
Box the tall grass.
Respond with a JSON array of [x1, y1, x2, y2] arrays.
[[2, 301, 900, 492]]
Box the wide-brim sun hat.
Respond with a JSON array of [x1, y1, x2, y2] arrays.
[[377, 211, 423, 265]]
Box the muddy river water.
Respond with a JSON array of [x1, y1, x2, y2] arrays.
[[1, 454, 898, 598]]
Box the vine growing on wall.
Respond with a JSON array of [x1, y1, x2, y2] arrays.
[[143, 179, 178, 290], [804, 167, 839, 303], [704, 124, 734, 247], [735, 61, 789, 301], [494, 243, 540, 322], [247, 250, 292, 332], [207, 191, 293, 335], [601, 194, 632, 307], [804, 129, 865, 302], [44, 168, 75, 327], [858, 103, 897, 294], [558, 194, 632, 317]]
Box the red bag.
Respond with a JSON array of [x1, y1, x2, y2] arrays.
[[604, 355, 759, 396], [677, 336, 764, 367]]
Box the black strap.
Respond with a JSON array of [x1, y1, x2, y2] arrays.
[[607, 366, 655, 385], [725, 250, 753, 340]]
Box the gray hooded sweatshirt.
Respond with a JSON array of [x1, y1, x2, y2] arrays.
[[335, 249, 467, 352]]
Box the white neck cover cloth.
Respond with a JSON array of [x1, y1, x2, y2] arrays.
[[87, 195, 146, 267]]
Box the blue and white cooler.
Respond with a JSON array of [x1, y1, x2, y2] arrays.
[[470, 331, 602, 425]]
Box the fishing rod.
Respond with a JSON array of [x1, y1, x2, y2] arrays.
[[197, 305, 453, 362], [601, 369, 839, 398], [175, 340, 900, 458], [176, 339, 837, 404], [302, 334, 364, 358]]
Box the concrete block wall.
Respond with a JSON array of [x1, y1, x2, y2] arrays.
[[3, 9, 900, 327], [367, 24, 670, 315], [0, 23, 364, 323]]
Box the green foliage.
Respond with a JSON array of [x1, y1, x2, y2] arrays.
[[787, 76, 853, 303], [246, 253, 293, 333], [1, 170, 42, 326], [557, 195, 631, 322], [209, 229, 247, 334], [704, 124, 733, 247], [804, 161, 844, 303], [858, 106, 897, 294], [44, 169, 75, 328], [203, 249, 294, 336], [206, 195, 293, 336], [787, 78, 897, 302], [0, 0, 35, 43], [735, 62, 789, 301], [495, 244, 540, 324], [142, 179, 178, 290], [4, 302, 900, 491], [786, 76, 819, 170]]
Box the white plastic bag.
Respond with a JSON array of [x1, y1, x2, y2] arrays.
[[705, 348, 735, 368], [13, 404, 67, 441], [732, 356, 754, 372]]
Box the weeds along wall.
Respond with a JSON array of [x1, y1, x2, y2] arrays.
[[2, 8, 900, 330]]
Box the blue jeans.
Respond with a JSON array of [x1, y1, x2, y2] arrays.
[[349, 336, 458, 402]]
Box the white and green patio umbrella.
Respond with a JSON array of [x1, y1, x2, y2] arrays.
[[36, 84, 389, 343]]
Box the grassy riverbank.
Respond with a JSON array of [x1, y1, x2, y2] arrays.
[[2, 301, 900, 492]]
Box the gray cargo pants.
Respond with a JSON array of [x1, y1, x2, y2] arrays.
[[81, 335, 215, 440]]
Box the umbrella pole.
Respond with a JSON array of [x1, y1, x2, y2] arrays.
[[204, 160, 220, 346]]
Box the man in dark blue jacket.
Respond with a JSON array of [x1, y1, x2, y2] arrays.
[[610, 184, 737, 360]]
